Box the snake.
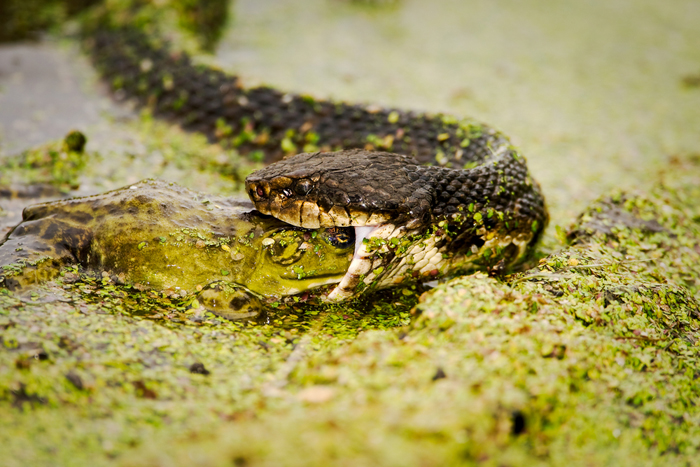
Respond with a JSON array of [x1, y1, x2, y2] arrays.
[[245, 148, 546, 300], [6, 2, 549, 302]]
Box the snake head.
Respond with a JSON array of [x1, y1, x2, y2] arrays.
[[245, 170, 329, 228], [245, 149, 427, 229]]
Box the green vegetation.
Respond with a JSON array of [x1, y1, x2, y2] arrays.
[[0, 0, 229, 52], [0, 130, 89, 191], [2, 153, 700, 466], [2, 0, 700, 465], [0, 0, 97, 42]]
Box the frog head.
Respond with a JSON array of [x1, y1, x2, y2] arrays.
[[196, 226, 354, 320], [244, 226, 355, 297]]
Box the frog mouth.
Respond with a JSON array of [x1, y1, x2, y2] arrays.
[[274, 224, 392, 300], [280, 273, 347, 296]]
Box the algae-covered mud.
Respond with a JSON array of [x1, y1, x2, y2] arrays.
[[2, 0, 700, 466], [3, 166, 700, 466]]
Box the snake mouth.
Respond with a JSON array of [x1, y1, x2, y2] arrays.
[[245, 149, 548, 302], [325, 224, 392, 301], [352, 225, 377, 258], [248, 193, 393, 231], [269, 227, 370, 298]]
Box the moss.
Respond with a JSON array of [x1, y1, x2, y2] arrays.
[[172, 0, 230, 52], [0, 0, 72, 42], [0, 0, 228, 53], [2, 160, 700, 465], [0, 131, 89, 191], [2, 1, 700, 465]]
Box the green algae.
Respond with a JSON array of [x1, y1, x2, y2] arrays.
[[2, 0, 700, 465], [0, 0, 98, 42], [3, 161, 700, 465], [113, 159, 699, 466], [0, 130, 90, 191], [1, 257, 51, 277]]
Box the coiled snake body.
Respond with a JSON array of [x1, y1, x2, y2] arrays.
[[88, 26, 548, 301]]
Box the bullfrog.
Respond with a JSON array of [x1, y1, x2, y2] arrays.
[[0, 179, 354, 319]]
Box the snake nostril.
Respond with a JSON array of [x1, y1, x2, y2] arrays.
[[256, 186, 265, 198]]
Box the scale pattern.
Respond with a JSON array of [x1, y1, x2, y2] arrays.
[[89, 28, 507, 166], [246, 149, 542, 232]]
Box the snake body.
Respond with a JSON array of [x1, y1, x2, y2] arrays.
[[86, 24, 547, 301]]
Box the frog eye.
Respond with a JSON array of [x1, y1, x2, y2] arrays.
[[324, 227, 355, 249]]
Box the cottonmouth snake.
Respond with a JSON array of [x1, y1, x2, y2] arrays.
[[85, 19, 547, 300]]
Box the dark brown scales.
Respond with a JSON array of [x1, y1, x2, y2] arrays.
[[87, 28, 504, 166]]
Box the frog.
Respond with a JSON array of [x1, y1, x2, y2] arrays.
[[0, 179, 355, 319]]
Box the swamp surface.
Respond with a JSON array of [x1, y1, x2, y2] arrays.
[[1, 0, 700, 465]]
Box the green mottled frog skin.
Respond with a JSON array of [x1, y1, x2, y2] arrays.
[[0, 179, 354, 319]]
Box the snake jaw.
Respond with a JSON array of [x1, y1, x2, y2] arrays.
[[300, 201, 321, 228], [326, 223, 394, 301], [353, 225, 377, 258]]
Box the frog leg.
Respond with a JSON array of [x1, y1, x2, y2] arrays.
[[0, 217, 92, 291], [195, 281, 264, 320]]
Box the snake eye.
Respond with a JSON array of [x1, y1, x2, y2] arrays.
[[256, 186, 266, 198], [324, 227, 355, 249]]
